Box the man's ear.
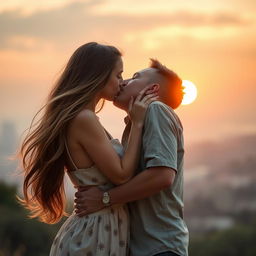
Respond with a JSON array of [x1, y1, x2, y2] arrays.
[[146, 83, 160, 94]]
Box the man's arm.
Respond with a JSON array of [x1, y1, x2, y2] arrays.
[[110, 166, 175, 204], [75, 166, 175, 216]]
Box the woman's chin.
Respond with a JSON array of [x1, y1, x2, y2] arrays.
[[113, 98, 128, 111], [113, 91, 122, 104]]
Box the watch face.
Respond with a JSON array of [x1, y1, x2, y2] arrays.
[[103, 197, 109, 204], [103, 192, 110, 204]]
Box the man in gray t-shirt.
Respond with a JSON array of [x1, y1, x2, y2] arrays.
[[75, 59, 189, 256]]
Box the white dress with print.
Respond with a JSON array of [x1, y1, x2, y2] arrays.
[[49, 139, 129, 256]]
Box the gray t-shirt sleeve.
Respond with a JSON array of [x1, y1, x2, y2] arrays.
[[143, 102, 178, 172]]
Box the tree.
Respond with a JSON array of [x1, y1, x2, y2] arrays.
[[189, 222, 256, 256], [0, 181, 63, 256]]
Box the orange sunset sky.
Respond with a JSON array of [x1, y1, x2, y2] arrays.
[[0, 0, 255, 144]]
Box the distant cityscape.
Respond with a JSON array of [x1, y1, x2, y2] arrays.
[[0, 121, 19, 185], [0, 120, 76, 196]]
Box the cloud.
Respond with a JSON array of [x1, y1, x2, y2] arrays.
[[0, 0, 252, 51]]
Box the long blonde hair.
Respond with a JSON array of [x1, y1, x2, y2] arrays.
[[19, 42, 121, 224]]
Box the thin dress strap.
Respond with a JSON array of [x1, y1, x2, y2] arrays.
[[64, 138, 78, 171], [103, 128, 113, 140]]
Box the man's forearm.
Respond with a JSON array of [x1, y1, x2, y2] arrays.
[[109, 167, 175, 205]]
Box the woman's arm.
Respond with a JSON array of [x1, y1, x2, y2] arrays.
[[75, 87, 158, 185]]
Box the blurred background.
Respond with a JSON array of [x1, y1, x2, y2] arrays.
[[0, 0, 256, 255]]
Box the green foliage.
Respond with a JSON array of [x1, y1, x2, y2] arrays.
[[189, 222, 256, 256], [0, 181, 63, 256], [0, 182, 18, 209]]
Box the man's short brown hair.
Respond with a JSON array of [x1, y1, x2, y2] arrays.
[[149, 59, 183, 109]]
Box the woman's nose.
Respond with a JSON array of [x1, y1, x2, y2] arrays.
[[120, 81, 126, 89], [121, 79, 130, 87]]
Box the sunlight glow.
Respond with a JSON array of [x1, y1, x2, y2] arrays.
[[181, 80, 198, 105]]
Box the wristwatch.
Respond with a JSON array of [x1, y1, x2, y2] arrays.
[[102, 191, 111, 206]]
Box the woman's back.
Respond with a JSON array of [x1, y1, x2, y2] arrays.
[[65, 109, 118, 172], [65, 123, 124, 190]]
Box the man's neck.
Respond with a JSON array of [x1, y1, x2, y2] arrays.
[[121, 118, 131, 147]]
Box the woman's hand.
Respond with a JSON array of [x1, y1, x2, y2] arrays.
[[129, 85, 159, 127]]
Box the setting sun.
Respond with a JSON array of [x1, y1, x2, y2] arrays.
[[181, 80, 198, 105]]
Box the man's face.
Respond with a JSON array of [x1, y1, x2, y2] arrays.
[[114, 68, 155, 110]]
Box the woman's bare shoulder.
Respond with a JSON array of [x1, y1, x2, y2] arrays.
[[72, 109, 99, 129]]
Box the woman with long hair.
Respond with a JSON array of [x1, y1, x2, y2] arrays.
[[19, 42, 158, 255]]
